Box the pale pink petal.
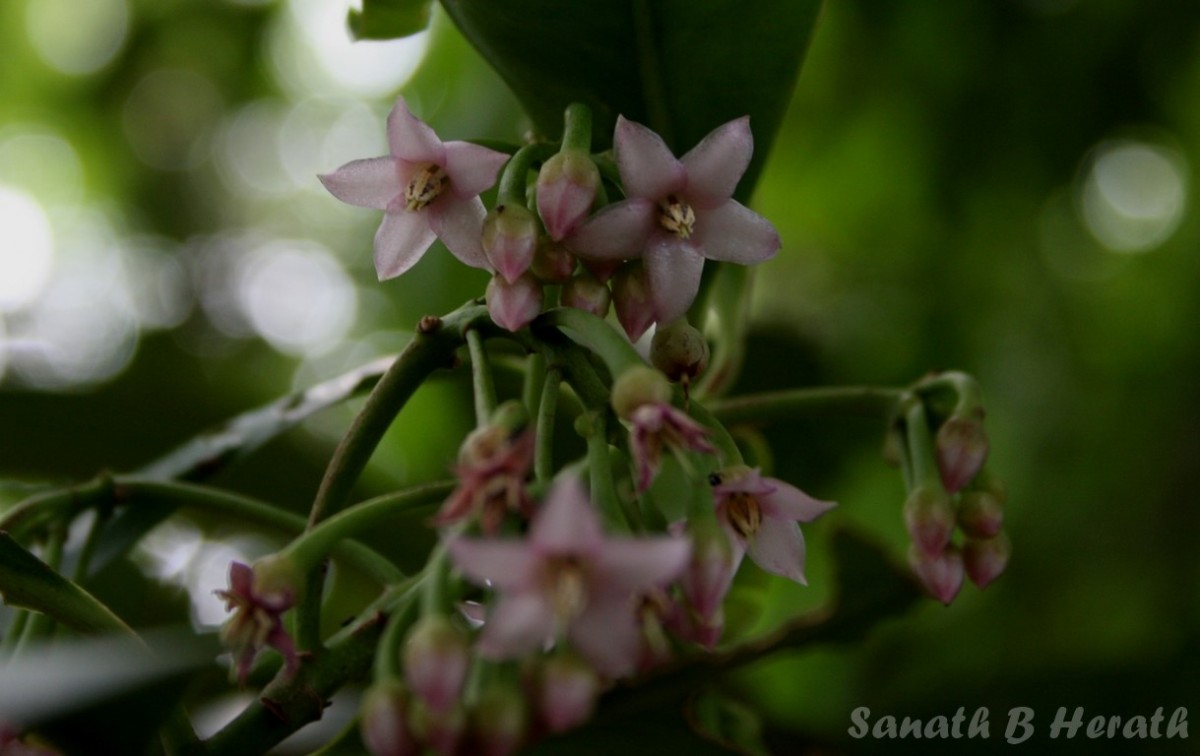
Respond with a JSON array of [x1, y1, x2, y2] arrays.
[[448, 538, 539, 591], [444, 141, 509, 198], [614, 116, 687, 200], [693, 200, 780, 264], [760, 481, 837, 523], [747, 521, 808, 585], [529, 476, 603, 556], [590, 537, 690, 599], [387, 97, 446, 165], [374, 211, 436, 280], [566, 199, 657, 261], [428, 196, 490, 269], [477, 593, 555, 659], [644, 237, 705, 323], [318, 157, 401, 210], [486, 274, 543, 332], [228, 561, 253, 597], [680, 117, 753, 208], [568, 597, 642, 678]]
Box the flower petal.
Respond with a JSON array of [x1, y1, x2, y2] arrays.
[[747, 521, 808, 585], [615, 116, 687, 200], [444, 141, 509, 198], [387, 97, 446, 165], [448, 538, 539, 591], [318, 157, 401, 210], [374, 211, 436, 280], [477, 593, 555, 659], [569, 597, 642, 678], [681, 117, 753, 208], [760, 480, 836, 523], [644, 237, 705, 323], [428, 196, 490, 269], [567, 199, 657, 261], [529, 476, 603, 556], [693, 200, 780, 264], [590, 537, 690, 599]]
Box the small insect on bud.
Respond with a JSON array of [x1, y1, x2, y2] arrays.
[[650, 319, 709, 384]]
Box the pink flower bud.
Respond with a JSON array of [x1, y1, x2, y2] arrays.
[[530, 238, 576, 283], [677, 518, 740, 626], [537, 150, 600, 241], [650, 320, 709, 383], [470, 684, 528, 756], [581, 257, 620, 283], [410, 701, 466, 756], [957, 489, 1004, 539], [611, 263, 654, 342], [486, 273, 543, 332], [963, 532, 1010, 588], [908, 544, 964, 605], [903, 485, 956, 559], [403, 615, 470, 715], [482, 203, 538, 283], [535, 653, 599, 733], [936, 414, 989, 493], [360, 682, 420, 756], [561, 271, 611, 318]]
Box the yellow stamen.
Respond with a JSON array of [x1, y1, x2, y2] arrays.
[[657, 194, 696, 239], [725, 492, 762, 540], [404, 163, 448, 211]]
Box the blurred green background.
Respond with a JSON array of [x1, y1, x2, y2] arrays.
[[1, 0, 1197, 753]]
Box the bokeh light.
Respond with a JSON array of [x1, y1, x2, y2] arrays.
[[1078, 138, 1188, 254], [0, 185, 55, 313], [25, 0, 129, 76]]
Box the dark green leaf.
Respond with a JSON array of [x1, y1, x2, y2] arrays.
[[439, 0, 822, 199], [348, 0, 434, 40]]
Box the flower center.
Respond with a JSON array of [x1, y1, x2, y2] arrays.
[[546, 557, 588, 621], [657, 194, 695, 239], [724, 492, 763, 540], [405, 163, 448, 211]]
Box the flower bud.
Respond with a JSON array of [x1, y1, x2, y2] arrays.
[[530, 238, 576, 283], [536, 652, 599, 733], [650, 320, 709, 383], [403, 614, 470, 714], [963, 532, 1010, 588], [250, 553, 303, 606], [482, 204, 538, 283], [935, 414, 989, 493], [561, 271, 611, 318], [908, 544, 964, 605], [489, 399, 530, 434], [581, 257, 621, 283], [902, 485, 956, 558], [410, 700, 466, 756], [677, 517, 739, 625], [487, 273, 543, 332], [957, 489, 1004, 539], [536, 150, 600, 241], [361, 681, 419, 756], [611, 262, 654, 342], [470, 683, 528, 756], [610, 365, 672, 420]]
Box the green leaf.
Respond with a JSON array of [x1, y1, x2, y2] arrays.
[[348, 0, 434, 41], [439, 0, 822, 199], [0, 533, 132, 635]]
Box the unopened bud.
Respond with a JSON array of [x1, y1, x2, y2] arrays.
[[486, 273, 543, 332], [581, 257, 620, 283], [489, 400, 530, 434], [361, 681, 419, 756], [936, 414, 989, 493], [610, 365, 672, 420], [957, 489, 1004, 539], [530, 238, 576, 283], [611, 262, 655, 342], [410, 700, 465, 756], [482, 204, 538, 283], [536, 652, 599, 733], [470, 684, 528, 756], [963, 532, 1010, 588], [536, 150, 600, 241], [903, 485, 956, 558], [650, 320, 709, 383], [679, 517, 739, 623], [908, 544, 964, 605], [561, 271, 611, 317], [403, 615, 470, 715]]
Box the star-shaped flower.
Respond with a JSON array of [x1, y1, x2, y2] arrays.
[[568, 116, 780, 322], [319, 97, 509, 280], [710, 466, 835, 585], [434, 424, 535, 534], [215, 560, 298, 684], [629, 402, 716, 492], [448, 476, 690, 679]]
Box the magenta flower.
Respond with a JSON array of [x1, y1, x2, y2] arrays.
[[629, 403, 716, 492], [710, 466, 835, 585], [215, 561, 298, 684], [448, 476, 690, 679], [319, 97, 509, 280], [568, 116, 780, 322]]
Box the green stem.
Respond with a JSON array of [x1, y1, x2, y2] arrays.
[[535, 368, 562, 482], [693, 263, 750, 398], [71, 508, 111, 583], [498, 143, 556, 205], [583, 411, 629, 531], [466, 328, 497, 427], [562, 103, 593, 152], [708, 386, 907, 426], [535, 307, 643, 378], [523, 352, 547, 416], [686, 398, 743, 467], [0, 475, 115, 543], [373, 575, 424, 681], [914, 370, 984, 418], [903, 398, 942, 489], [15, 522, 68, 650]]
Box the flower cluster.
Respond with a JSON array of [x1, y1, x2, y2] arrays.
[[320, 98, 780, 339]]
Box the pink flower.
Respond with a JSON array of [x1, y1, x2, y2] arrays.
[[435, 425, 535, 534], [448, 476, 690, 679], [215, 560, 298, 684], [319, 97, 509, 280], [568, 116, 780, 322], [629, 403, 716, 492], [710, 466, 835, 585]]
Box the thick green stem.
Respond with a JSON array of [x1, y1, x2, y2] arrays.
[[373, 575, 424, 681], [466, 328, 497, 427], [708, 386, 906, 426], [903, 398, 942, 489], [583, 411, 629, 531], [562, 103, 593, 152], [497, 143, 556, 205], [535, 369, 562, 482], [523, 352, 547, 416], [535, 307, 643, 377]]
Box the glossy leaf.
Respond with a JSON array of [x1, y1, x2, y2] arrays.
[[440, 0, 823, 200], [349, 0, 434, 41]]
